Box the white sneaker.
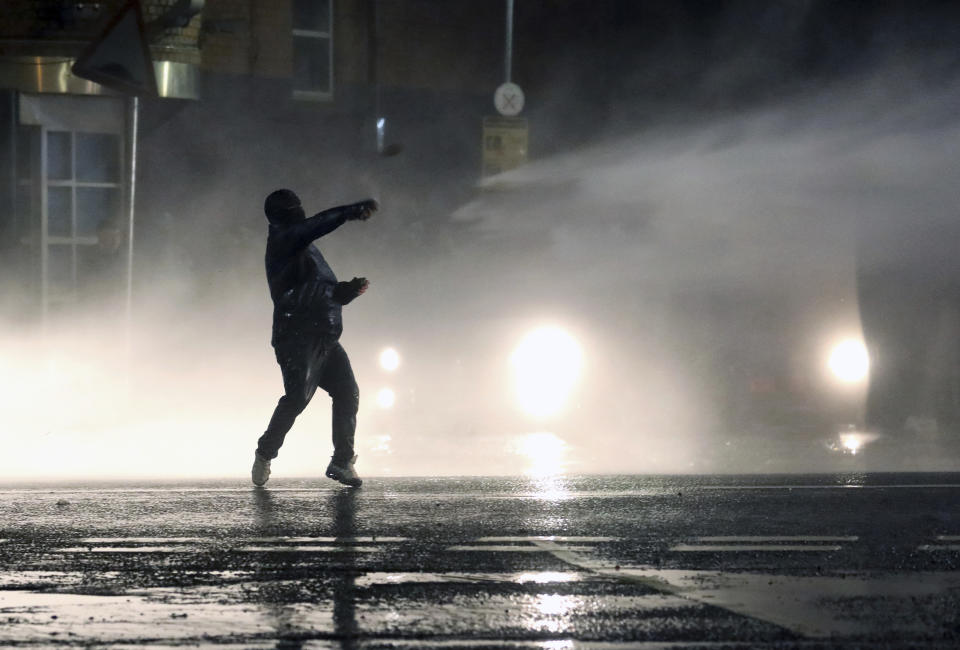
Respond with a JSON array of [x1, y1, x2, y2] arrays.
[[251, 452, 271, 487], [325, 455, 362, 487]]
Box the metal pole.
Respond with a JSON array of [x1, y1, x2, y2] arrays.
[[39, 126, 48, 331], [125, 95, 138, 351], [505, 0, 514, 83]]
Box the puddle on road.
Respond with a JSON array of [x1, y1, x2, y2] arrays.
[[0, 583, 709, 644], [351, 592, 703, 638], [0, 590, 326, 644]]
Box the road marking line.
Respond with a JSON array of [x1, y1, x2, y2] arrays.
[[448, 545, 596, 553], [522, 540, 950, 639], [56, 546, 199, 553], [936, 535, 960, 541], [694, 536, 858, 542], [245, 536, 405, 543], [75, 536, 403, 544], [79, 537, 202, 543], [355, 571, 584, 587], [919, 544, 960, 551], [236, 546, 382, 553], [670, 544, 842, 552], [476, 536, 617, 542], [365, 637, 741, 648], [57, 544, 387, 554], [703, 484, 960, 490]]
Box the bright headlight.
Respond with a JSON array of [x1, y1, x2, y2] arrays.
[[511, 326, 582, 418], [379, 347, 400, 372], [829, 339, 869, 383]]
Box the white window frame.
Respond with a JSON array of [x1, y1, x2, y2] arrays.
[[43, 129, 124, 307], [292, 0, 334, 101], [18, 94, 126, 319]]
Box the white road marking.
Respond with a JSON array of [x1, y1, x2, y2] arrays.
[[245, 536, 406, 543], [79, 537, 202, 543], [917, 536, 960, 551], [355, 571, 584, 587], [448, 545, 596, 553], [670, 544, 842, 552], [610, 569, 960, 638], [236, 546, 382, 553], [58, 545, 385, 554], [477, 536, 618, 542], [702, 484, 960, 490], [58, 537, 398, 554], [370, 641, 756, 649], [56, 546, 198, 553], [519, 538, 960, 639], [694, 536, 857, 542]]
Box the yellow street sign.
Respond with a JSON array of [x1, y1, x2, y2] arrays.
[[482, 116, 528, 177]]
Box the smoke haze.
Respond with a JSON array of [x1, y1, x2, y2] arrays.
[[3, 5, 960, 479]]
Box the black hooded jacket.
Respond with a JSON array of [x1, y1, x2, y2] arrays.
[[265, 204, 365, 346]]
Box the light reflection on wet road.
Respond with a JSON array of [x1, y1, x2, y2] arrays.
[[1, 474, 959, 648]]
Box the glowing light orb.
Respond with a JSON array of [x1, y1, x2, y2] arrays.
[[829, 339, 869, 383], [836, 430, 879, 456], [841, 435, 861, 454], [379, 348, 400, 372], [511, 327, 582, 418], [513, 431, 568, 478], [376, 388, 396, 409]]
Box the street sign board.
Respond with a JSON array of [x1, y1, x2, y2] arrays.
[[72, 1, 157, 96], [482, 116, 528, 176]]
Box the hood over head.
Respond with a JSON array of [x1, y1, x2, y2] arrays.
[[264, 189, 305, 225]]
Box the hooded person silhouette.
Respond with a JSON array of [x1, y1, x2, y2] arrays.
[[252, 189, 378, 487]]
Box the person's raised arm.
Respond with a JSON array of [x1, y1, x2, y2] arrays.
[[273, 199, 378, 257]]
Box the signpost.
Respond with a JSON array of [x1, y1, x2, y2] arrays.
[[482, 0, 528, 177]]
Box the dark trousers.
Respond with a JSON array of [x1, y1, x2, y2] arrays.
[[257, 338, 359, 464]]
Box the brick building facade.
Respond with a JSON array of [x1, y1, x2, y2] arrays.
[[0, 1, 512, 327]]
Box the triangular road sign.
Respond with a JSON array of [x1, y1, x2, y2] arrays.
[[72, 1, 158, 96]]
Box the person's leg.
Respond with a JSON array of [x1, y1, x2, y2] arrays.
[[257, 346, 320, 460], [317, 342, 360, 465]]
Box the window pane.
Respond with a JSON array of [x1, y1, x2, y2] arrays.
[[48, 244, 74, 294], [47, 131, 72, 180], [293, 36, 331, 93], [16, 185, 33, 231], [48, 186, 72, 237], [293, 0, 330, 32], [76, 133, 120, 183], [17, 126, 36, 181], [77, 242, 124, 302], [76, 187, 120, 238]]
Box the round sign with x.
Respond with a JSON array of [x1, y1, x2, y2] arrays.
[[494, 82, 525, 116]]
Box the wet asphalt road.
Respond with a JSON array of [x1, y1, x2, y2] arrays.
[[1, 473, 959, 648]]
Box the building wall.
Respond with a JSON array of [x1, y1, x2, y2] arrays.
[[0, 0, 201, 65], [199, 0, 501, 93]]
